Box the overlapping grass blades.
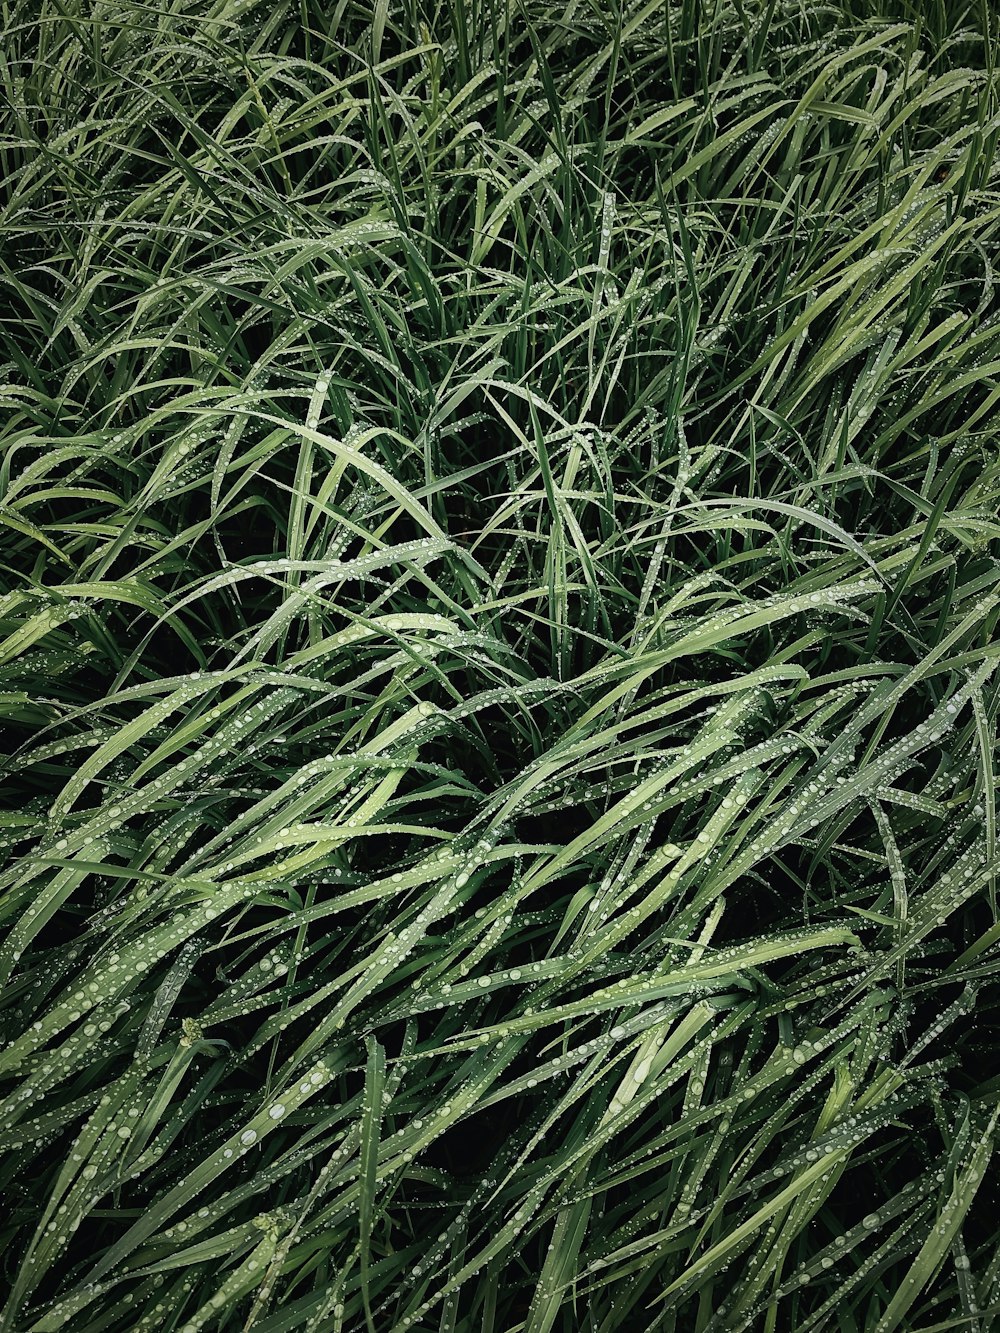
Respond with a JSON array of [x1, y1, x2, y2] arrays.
[[2, 0, 1000, 1329]]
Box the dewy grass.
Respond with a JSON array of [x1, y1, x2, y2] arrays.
[[1, 0, 999, 1329]]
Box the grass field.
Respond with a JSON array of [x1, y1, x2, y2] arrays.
[[2, 0, 1000, 1329]]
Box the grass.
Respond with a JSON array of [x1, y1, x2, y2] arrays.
[[1, 0, 1000, 1328]]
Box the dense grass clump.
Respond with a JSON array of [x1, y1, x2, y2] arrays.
[[2, 0, 1000, 1328]]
